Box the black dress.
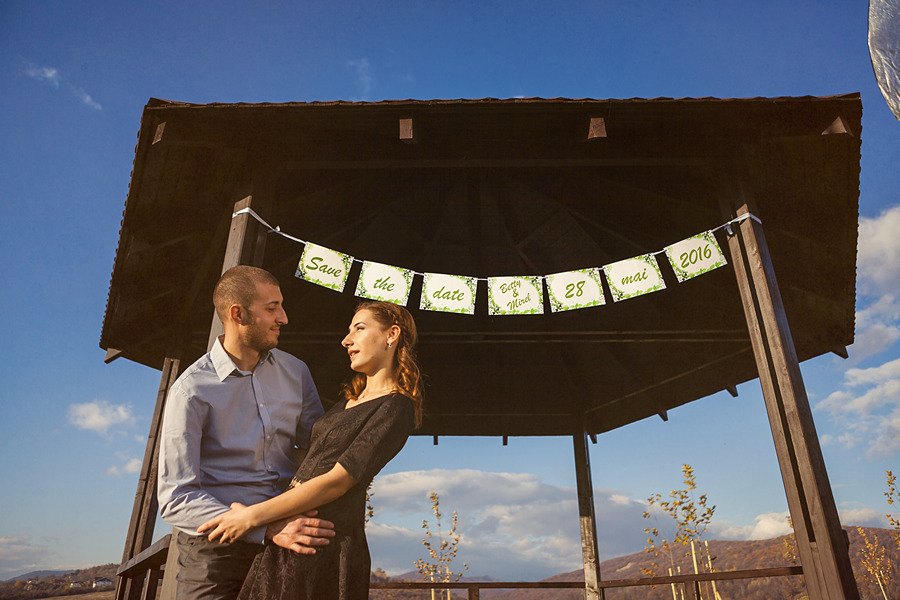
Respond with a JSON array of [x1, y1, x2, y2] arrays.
[[238, 393, 415, 600]]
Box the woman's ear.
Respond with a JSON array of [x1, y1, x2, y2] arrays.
[[387, 324, 401, 346]]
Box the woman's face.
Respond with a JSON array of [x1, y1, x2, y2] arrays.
[[341, 309, 396, 375]]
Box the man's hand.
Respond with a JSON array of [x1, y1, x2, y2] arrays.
[[266, 511, 335, 554]]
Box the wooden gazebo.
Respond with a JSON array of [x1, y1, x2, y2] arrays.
[[102, 95, 862, 599]]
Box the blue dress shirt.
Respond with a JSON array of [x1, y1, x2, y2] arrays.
[[158, 337, 323, 543]]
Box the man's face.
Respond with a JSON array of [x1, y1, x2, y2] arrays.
[[240, 282, 288, 353]]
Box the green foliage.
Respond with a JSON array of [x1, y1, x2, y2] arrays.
[[365, 481, 375, 525], [642, 463, 717, 594], [782, 516, 799, 565], [885, 470, 900, 551], [414, 492, 468, 600], [857, 526, 893, 600]]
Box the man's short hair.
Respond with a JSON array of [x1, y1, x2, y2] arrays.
[[213, 266, 280, 323]]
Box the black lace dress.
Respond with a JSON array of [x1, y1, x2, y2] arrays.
[[238, 393, 414, 600]]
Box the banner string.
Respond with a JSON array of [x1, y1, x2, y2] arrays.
[[232, 206, 761, 284]]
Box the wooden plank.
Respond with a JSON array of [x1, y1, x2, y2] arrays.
[[728, 204, 859, 600], [573, 432, 604, 600]]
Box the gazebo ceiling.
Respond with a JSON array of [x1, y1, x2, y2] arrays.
[[101, 95, 860, 437]]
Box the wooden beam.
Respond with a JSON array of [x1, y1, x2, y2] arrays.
[[831, 346, 849, 359], [573, 431, 604, 600], [399, 117, 416, 143], [281, 156, 705, 170], [587, 117, 607, 140], [821, 116, 854, 137], [104, 348, 123, 364], [727, 204, 859, 600]]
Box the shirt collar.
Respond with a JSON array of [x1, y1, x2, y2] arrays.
[[210, 336, 277, 381]]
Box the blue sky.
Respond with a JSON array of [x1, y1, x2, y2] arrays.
[[1, 0, 899, 582]]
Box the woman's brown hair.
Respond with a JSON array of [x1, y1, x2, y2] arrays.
[[341, 300, 424, 427]]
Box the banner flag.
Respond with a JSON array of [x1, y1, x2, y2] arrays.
[[604, 254, 666, 302], [420, 272, 478, 314], [488, 276, 544, 315], [295, 242, 354, 292], [355, 260, 413, 305], [546, 268, 606, 312], [664, 231, 728, 283]]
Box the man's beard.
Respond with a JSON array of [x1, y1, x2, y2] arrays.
[[243, 317, 278, 353]]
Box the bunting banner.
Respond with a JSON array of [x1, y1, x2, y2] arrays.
[[604, 254, 666, 302], [664, 231, 728, 283], [487, 276, 544, 315], [355, 260, 414, 305], [420, 272, 478, 314], [234, 206, 749, 317], [545, 268, 605, 312], [296, 242, 353, 292]]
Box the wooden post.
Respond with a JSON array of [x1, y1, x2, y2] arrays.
[[161, 183, 274, 600], [726, 205, 859, 600], [114, 356, 180, 600], [683, 580, 701, 600], [573, 431, 604, 600], [206, 191, 272, 349]]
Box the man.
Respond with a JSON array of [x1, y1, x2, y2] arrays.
[[158, 265, 334, 600]]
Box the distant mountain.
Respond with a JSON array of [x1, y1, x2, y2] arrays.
[[372, 527, 900, 600], [3, 571, 70, 583], [483, 527, 900, 600]]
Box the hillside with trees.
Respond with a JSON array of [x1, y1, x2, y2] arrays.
[[1, 565, 117, 600]]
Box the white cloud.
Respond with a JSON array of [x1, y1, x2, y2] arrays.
[[838, 507, 886, 527], [73, 88, 102, 111], [24, 65, 60, 87], [367, 469, 652, 580], [0, 536, 56, 577], [23, 61, 102, 111], [368, 470, 873, 580], [108, 457, 142, 478], [858, 206, 900, 296], [815, 357, 900, 459], [68, 400, 134, 437], [348, 58, 373, 99], [848, 206, 900, 363], [714, 511, 791, 540], [848, 206, 900, 365]]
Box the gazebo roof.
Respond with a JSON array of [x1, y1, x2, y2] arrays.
[[101, 95, 861, 437]]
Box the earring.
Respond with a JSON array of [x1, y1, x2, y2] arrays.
[[388, 342, 393, 348]]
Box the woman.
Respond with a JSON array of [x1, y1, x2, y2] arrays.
[[198, 300, 424, 600]]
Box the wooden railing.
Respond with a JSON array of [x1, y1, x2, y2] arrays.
[[370, 565, 804, 599], [116, 535, 170, 600], [118, 540, 803, 600]]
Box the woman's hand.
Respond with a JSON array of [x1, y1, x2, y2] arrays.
[[197, 502, 259, 543]]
